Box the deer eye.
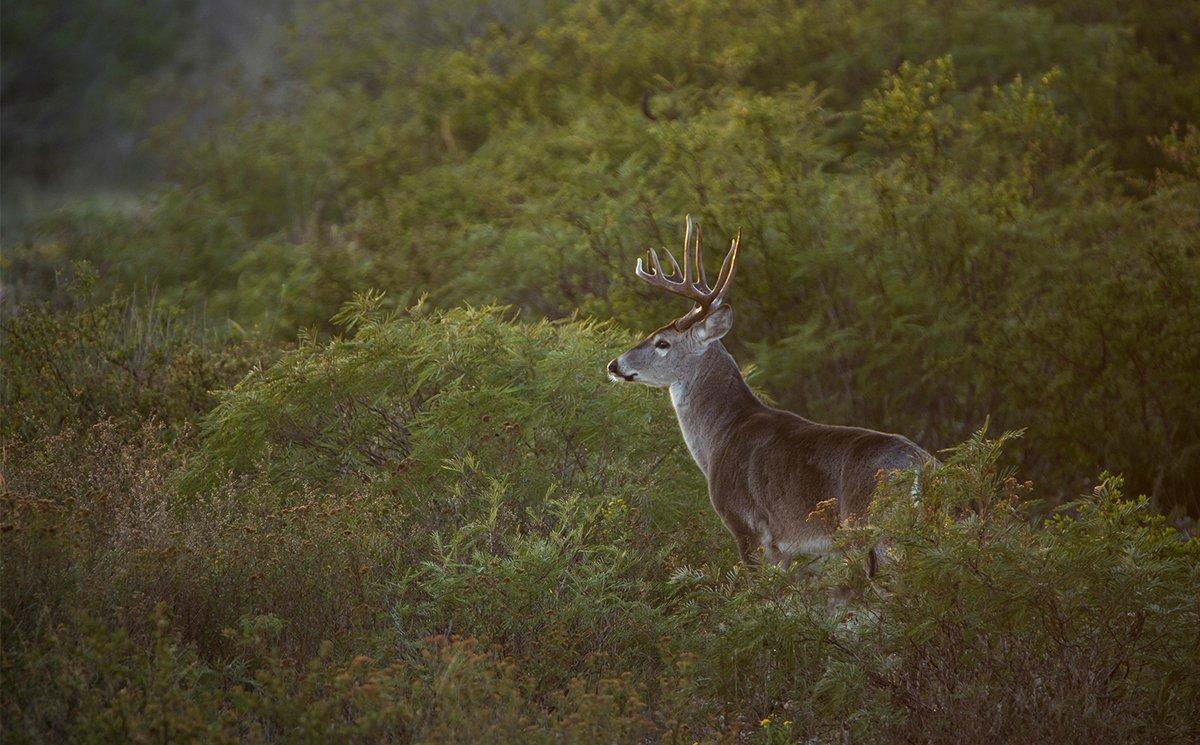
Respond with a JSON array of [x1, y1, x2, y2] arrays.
[[654, 339, 671, 349]]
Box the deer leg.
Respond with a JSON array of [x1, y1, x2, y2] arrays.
[[776, 549, 794, 571], [762, 539, 793, 570], [722, 518, 762, 567], [735, 531, 760, 567], [713, 492, 761, 567]]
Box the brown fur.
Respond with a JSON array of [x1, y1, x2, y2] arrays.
[[608, 219, 932, 568], [708, 391, 929, 565]]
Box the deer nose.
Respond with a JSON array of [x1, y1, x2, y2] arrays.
[[608, 359, 636, 381]]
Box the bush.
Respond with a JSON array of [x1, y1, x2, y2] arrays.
[[8, 3, 1199, 515], [1, 264, 266, 439], [190, 298, 703, 533], [4, 308, 1196, 742], [838, 432, 1200, 742], [4, 1, 1199, 739]]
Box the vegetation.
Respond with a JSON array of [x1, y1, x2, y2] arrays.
[[5, 303, 1198, 742], [3, 0, 1198, 741]]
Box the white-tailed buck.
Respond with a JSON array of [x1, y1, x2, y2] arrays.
[[607, 216, 932, 571]]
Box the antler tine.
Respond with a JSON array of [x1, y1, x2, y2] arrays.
[[647, 247, 665, 278], [681, 215, 694, 287], [664, 248, 683, 279], [635, 217, 742, 330], [689, 216, 707, 288], [637, 246, 687, 291], [637, 245, 681, 279], [709, 229, 740, 306]]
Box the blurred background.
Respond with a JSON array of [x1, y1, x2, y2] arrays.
[[3, 0, 1199, 514]]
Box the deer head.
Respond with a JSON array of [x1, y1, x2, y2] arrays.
[[607, 215, 741, 387]]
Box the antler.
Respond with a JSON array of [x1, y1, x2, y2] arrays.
[[636, 215, 741, 330]]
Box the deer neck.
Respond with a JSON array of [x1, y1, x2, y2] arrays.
[[668, 342, 762, 477]]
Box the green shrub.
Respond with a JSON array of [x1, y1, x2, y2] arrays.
[[4, 1, 1199, 739], [664, 431, 1200, 742], [826, 431, 1199, 742], [8, 2, 1198, 513], [190, 300, 704, 534], [1, 264, 266, 439], [6, 308, 1196, 742]]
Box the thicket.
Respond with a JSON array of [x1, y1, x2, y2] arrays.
[[4, 304, 1198, 742], [3, 0, 1200, 740], [7, 0, 1198, 514]]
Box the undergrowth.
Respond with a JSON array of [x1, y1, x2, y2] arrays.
[[4, 302, 1196, 742]]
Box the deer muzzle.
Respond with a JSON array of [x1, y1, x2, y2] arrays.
[[607, 358, 636, 382]]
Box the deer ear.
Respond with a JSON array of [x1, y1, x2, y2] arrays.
[[695, 305, 733, 343]]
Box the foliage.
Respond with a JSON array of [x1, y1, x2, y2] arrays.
[[840, 433, 1200, 742], [8, 0, 1198, 513], [1, 265, 267, 440], [4, 0, 1199, 740], [4, 307, 1198, 742]]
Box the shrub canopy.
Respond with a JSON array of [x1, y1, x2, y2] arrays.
[[7, 0, 1198, 513]]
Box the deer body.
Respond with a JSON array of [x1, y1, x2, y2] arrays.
[[609, 217, 931, 568]]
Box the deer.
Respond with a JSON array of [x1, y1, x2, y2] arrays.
[[607, 216, 933, 572]]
